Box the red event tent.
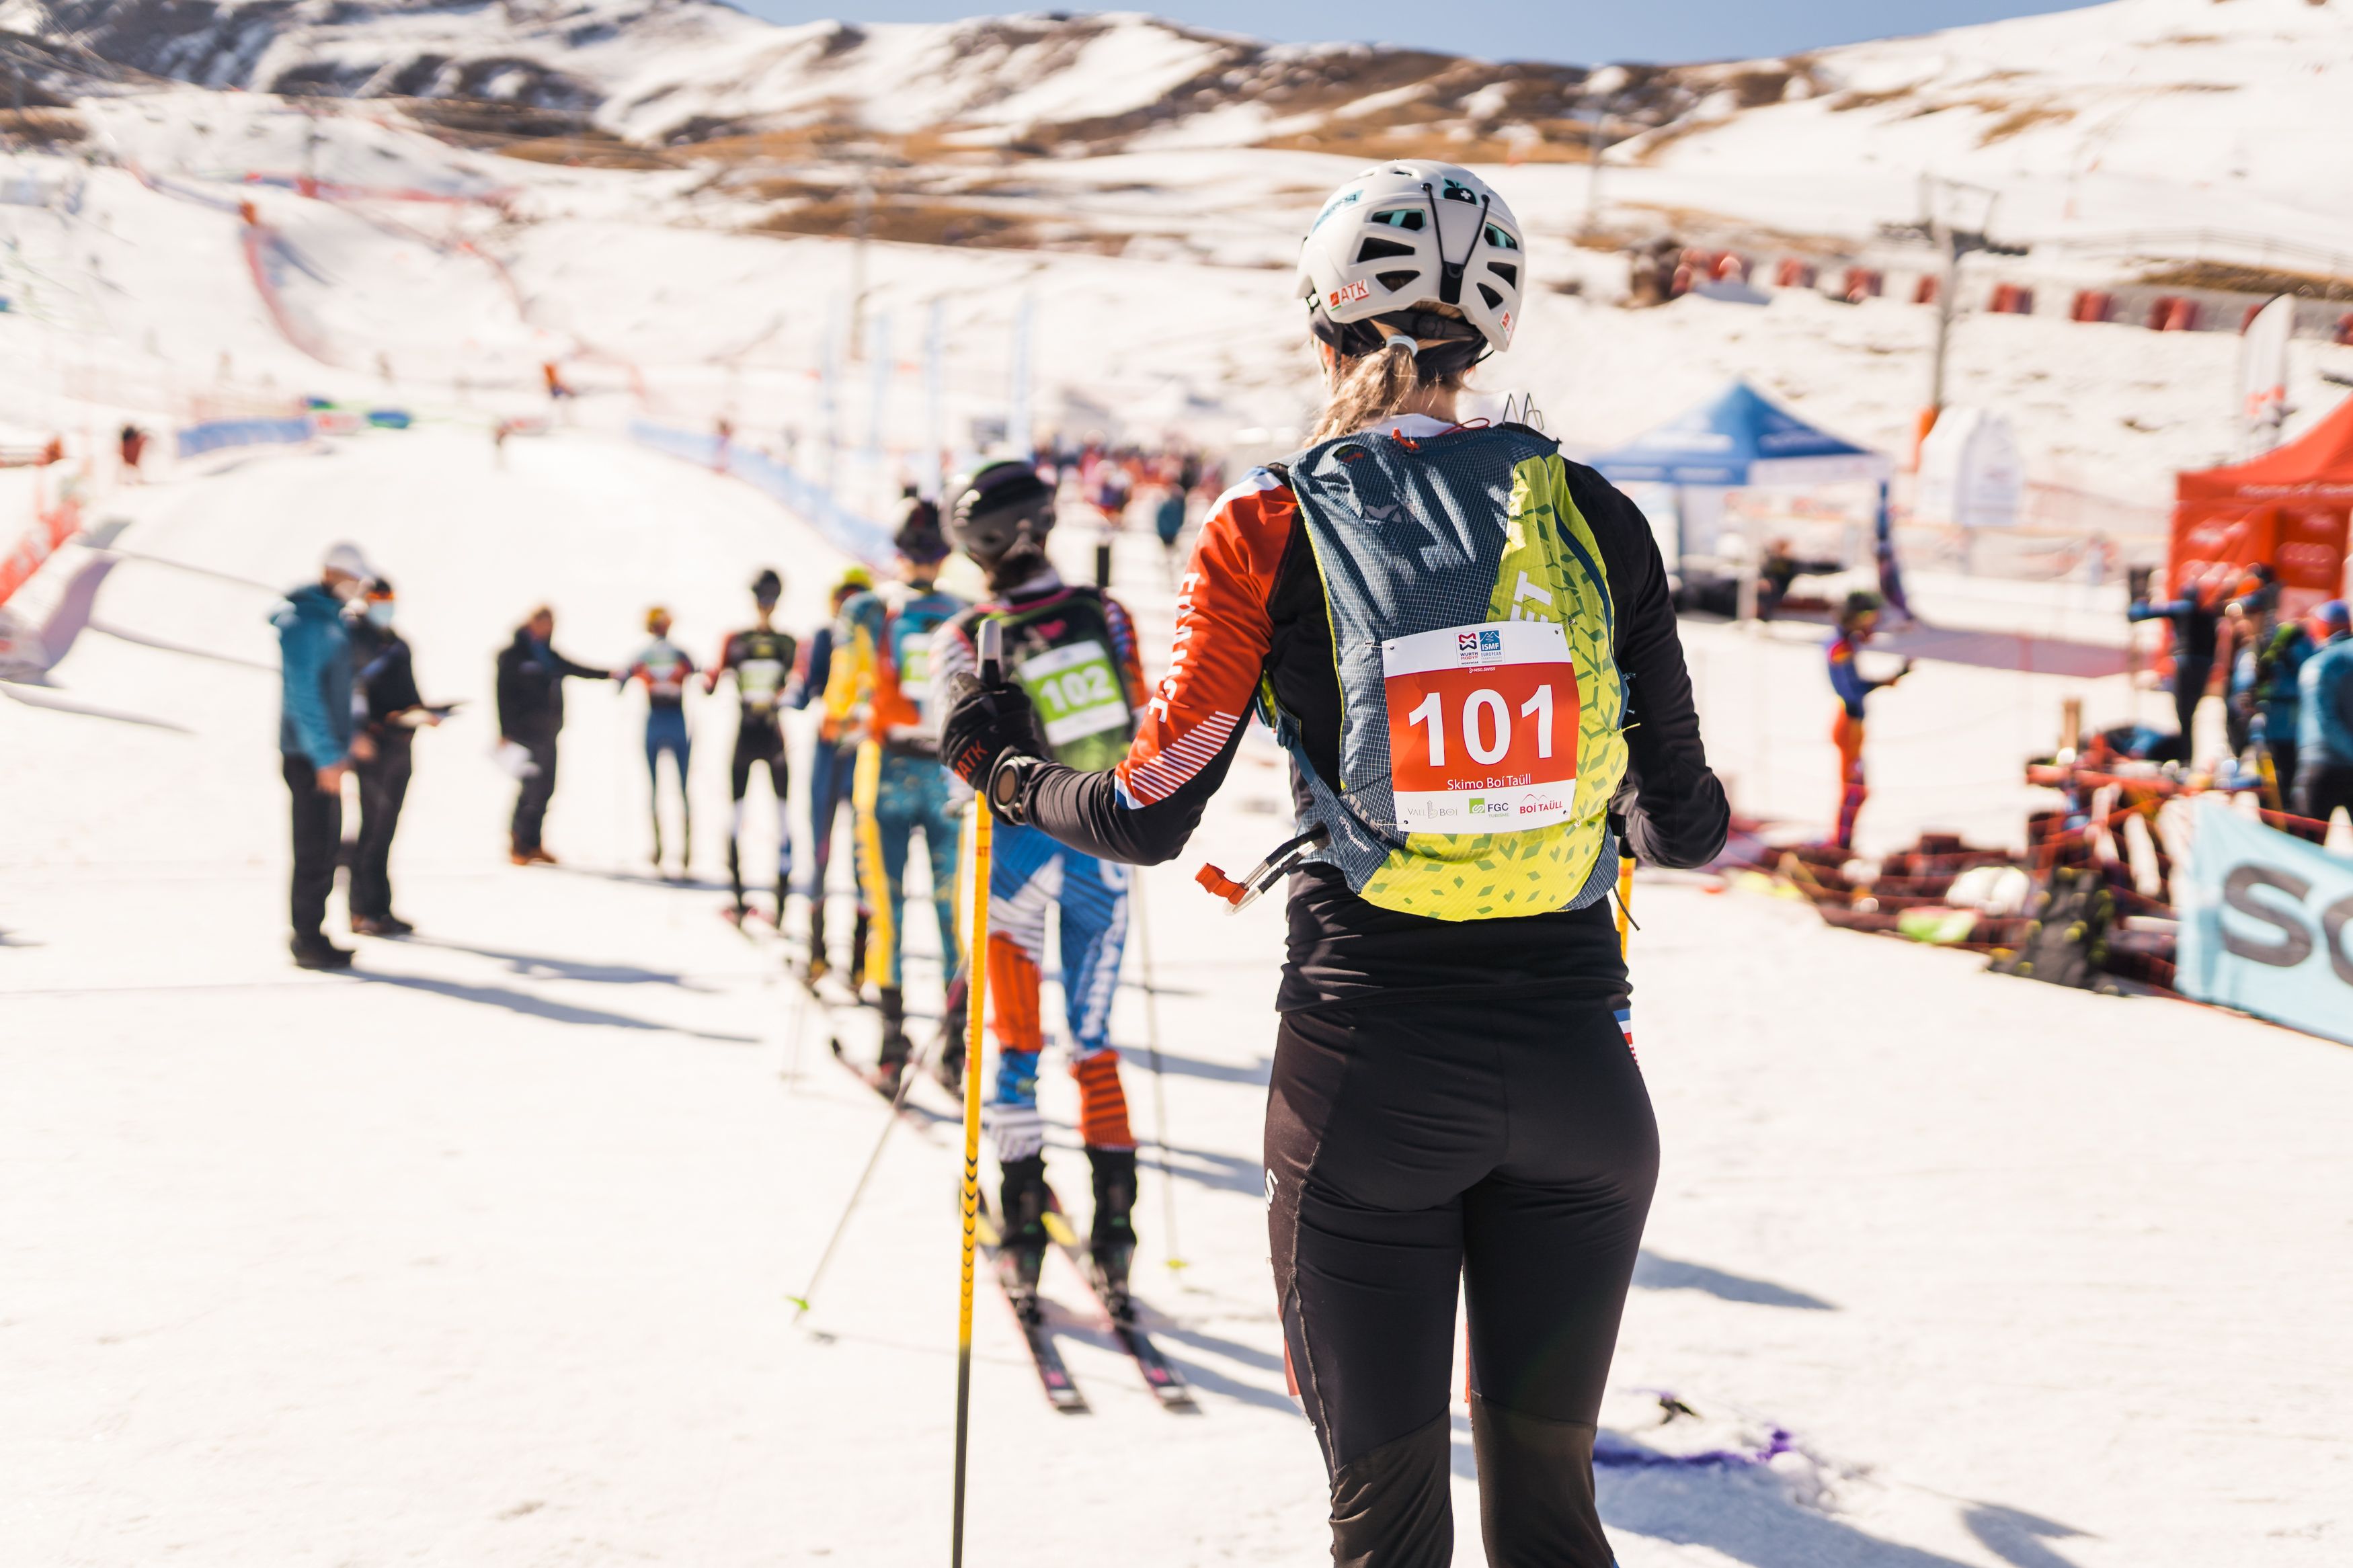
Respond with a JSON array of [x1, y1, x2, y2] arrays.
[[2171, 393, 2353, 615]]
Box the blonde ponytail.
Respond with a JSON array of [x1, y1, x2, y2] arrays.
[[1308, 313, 1474, 444]]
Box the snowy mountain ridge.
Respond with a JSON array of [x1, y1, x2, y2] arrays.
[[34, 0, 2353, 253]]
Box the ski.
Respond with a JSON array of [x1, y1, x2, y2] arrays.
[[974, 1195, 1088, 1413], [724, 901, 854, 1069], [1042, 1188, 1197, 1411]]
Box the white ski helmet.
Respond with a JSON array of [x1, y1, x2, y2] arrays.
[[1296, 160, 1526, 364]]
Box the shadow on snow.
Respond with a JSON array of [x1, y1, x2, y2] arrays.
[[348, 971, 757, 1044], [1445, 1417, 2088, 1568], [1632, 1252, 1836, 1311]]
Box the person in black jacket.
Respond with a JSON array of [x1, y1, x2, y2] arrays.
[[348, 579, 441, 934], [495, 605, 611, 866], [942, 161, 1727, 1568], [2130, 565, 2228, 759]]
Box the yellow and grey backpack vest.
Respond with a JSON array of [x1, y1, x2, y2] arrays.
[[1266, 423, 1628, 921]]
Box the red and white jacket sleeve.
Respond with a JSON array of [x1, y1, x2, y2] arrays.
[[1023, 470, 1293, 863]]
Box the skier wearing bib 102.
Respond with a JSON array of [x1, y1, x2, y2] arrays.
[[943, 162, 1727, 1567], [933, 460, 1152, 1307], [706, 569, 798, 925], [830, 502, 968, 1083], [621, 606, 697, 876]]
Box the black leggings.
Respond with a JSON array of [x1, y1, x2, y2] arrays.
[[1266, 994, 1657, 1568]]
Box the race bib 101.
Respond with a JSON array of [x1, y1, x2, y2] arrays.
[[1018, 639, 1128, 747], [1382, 620, 1579, 835]]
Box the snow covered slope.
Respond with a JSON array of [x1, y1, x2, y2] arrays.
[[1638, 0, 2353, 256], [3, 423, 2349, 1568]]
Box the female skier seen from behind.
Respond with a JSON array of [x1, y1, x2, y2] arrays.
[[941, 161, 1728, 1567]]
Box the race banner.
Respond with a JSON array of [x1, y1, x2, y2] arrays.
[[2176, 798, 2353, 1045]]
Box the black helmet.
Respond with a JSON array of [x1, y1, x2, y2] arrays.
[[1839, 588, 1884, 627], [894, 497, 949, 565], [947, 461, 1055, 569], [751, 568, 783, 606]]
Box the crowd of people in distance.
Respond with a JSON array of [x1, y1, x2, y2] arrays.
[[268, 468, 1162, 1308], [2131, 564, 2353, 823], [1031, 434, 1223, 565]]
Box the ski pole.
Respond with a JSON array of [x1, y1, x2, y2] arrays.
[[951, 619, 1001, 1568], [784, 959, 966, 1322], [1129, 867, 1187, 1275], [1615, 850, 1636, 960]]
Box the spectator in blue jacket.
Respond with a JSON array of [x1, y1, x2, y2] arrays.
[[2293, 601, 2353, 825], [275, 541, 372, 969]]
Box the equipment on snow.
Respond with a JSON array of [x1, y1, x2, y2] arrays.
[[1040, 1186, 1195, 1411], [996, 1153, 1050, 1298], [1084, 1146, 1138, 1293], [972, 1192, 1086, 1413], [1991, 866, 2116, 991]]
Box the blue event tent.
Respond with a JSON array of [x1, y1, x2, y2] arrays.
[[1591, 380, 1901, 614]]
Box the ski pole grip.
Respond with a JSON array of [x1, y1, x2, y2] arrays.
[[977, 619, 1003, 686]]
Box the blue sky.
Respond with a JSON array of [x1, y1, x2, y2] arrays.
[[730, 1, 2108, 65]]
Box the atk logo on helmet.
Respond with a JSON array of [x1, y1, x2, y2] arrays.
[[1328, 280, 1371, 308]]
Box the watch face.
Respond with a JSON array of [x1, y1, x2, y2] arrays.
[[990, 757, 1029, 815]]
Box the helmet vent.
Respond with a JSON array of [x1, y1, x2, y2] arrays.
[[1477, 283, 1505, 311], [1355, 235, 1417, 263], [1370, 208, 1426, 231], [1376, 270, 1422, 293], [1482, 224, 1520, 251]]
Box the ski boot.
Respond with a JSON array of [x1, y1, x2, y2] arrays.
[[804, 900, 832, 983], [867, 987, 911, 1094], [931, 991, 969, 1096], [998, 1154, 1050, 1323], [847, 909, 871, 995], [1086, 1146, 1140, 1319]]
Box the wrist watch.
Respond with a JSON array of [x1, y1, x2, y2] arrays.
[[986, 753, 1040, 824]]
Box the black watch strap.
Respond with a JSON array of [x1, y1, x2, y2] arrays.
[[986, 753, 1037, 823]]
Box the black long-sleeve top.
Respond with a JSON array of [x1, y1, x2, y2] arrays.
[[494, 629, 606, 741], [971, 429, 1729, 1011]]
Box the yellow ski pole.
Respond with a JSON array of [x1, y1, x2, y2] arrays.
[[1616, 850, 1636, 959], [950, 619, 1001, 1568]]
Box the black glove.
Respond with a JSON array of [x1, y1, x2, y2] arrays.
[[941, 669, 1041, 791]]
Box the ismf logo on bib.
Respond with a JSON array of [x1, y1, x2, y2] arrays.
[[1381, 620, 1579, 835]]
